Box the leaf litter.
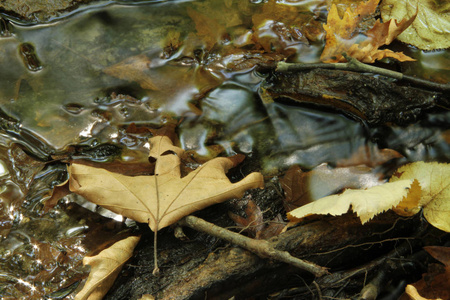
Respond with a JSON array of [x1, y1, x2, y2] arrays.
[[2, 0, 449, 298]]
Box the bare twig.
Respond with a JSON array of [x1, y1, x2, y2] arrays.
[[178, 215, 329, 277], [276, 56, 450, 92]]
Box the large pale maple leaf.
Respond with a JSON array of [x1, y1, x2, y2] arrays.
[[68, 136, 264, 232], [320, 0, 416, 63]]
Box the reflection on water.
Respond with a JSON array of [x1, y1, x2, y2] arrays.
[[0, 0, 449, 298]]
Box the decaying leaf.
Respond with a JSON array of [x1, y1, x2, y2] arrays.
[[287, 179, 418, 224], [381, 0, 450, 50], [403, 246, 450, 300], [320, 0, 416, 63], [390, 162, 450, 232], [68, 136, 264, 231], [229, 198, 264, 238], [229, 197, 284, 240], [75, 235, 140, 300]]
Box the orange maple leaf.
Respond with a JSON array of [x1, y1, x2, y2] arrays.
[[320, 0, 416, 63]]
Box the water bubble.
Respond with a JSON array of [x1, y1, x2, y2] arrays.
[[18, 43, 42, 72], [0, 160, 8, 177], [63, 103, 84, 115]]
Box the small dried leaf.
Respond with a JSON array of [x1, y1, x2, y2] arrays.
[[75, 235, 140, 300]]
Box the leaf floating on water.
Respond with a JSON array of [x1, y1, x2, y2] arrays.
[[75, 235, 140, 300], [68, 136, 264, 232]]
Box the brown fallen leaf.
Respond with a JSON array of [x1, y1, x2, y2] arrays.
[[320, 0, 416, 63], [68, 136, 264, 232], [75, 235, 140, 300], [229, 197, 265, 238], [402, 246, 450, 300], [229, 197, 285, 240]]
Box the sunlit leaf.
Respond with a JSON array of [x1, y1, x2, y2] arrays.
[[68, 136, 264, 231]]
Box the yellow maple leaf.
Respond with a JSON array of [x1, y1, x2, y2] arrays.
[[68, 136, 264, 232], [320, 0, 416, 63], [390, 162, 450, 232]]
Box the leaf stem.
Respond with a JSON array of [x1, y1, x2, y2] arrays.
[[178, 215, 329, 277], [276, 56, 450, 92]]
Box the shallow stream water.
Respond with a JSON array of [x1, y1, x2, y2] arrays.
[[0, 0, 449, 298]]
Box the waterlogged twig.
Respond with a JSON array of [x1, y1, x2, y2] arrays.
[[178, 215, 329, 277], [276, 56, 450, 92]]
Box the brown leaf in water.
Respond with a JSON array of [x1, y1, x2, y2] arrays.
[[320, 0, 416, 63], [68, 136, 264, 231], [103, 54, 158, 90], [75, 235, 140, 300], [336, 146, 403, 168]]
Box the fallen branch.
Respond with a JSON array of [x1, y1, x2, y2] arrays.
[[276, 56, 450, 92], [178, 215, 329, 277]]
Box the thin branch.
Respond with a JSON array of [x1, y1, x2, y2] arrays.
[[276, 56, 450, 92], [178, 215, 329, 277]]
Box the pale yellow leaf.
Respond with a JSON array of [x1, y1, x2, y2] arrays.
[[381, 0, 450, 50], [69, 136, 264, 232], [390, 162, 450, 232], [405, 284, 442, 300], [75, 235, 141, 300], [287, 180, 413, 224]]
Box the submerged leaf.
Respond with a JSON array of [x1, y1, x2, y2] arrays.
[[69, 136, 264, 231], [381, 0, 450, 50], [75, 235, 140, 300], [321, 0, 415, 63]]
